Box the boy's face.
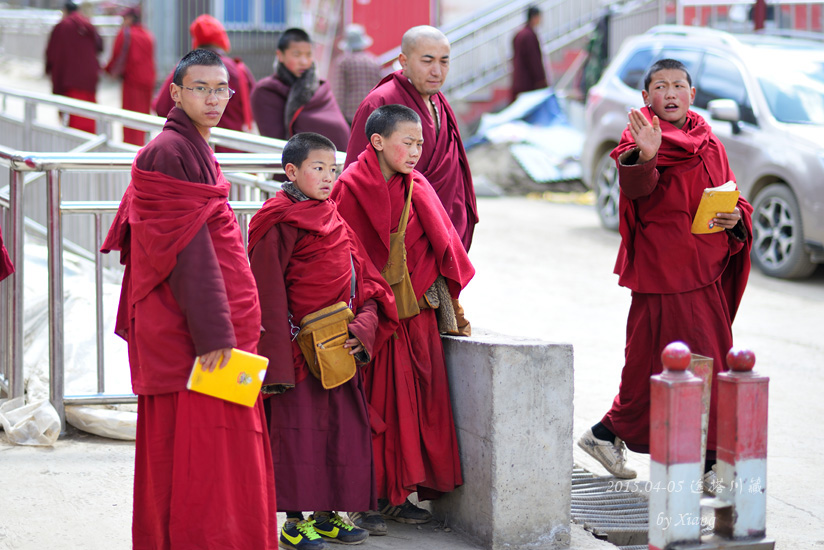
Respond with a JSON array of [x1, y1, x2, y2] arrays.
[[372, 121, 424, 180], [285, 148, 337, 201], [170, 64, 230, 139], [642, 68, 695, 129], [277, 41, 313, 77]]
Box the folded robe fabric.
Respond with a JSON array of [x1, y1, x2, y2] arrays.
[[0, 225, 13, 282]]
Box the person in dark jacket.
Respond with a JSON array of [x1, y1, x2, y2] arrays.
[[511, 6, 548, 101]]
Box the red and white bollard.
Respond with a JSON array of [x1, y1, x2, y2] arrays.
[[715, 347, 769, 540], [649, 342, 704, 550]]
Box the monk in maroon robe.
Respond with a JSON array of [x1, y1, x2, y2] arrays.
[[105, 7, 156, 146], [153, 15, 255, 153], [577, 59, 752, 484], [101, 50, 277, 550], [331, 105, 474, 534], [511, 6, 548, 101], [0, 226, 13, 282], [248, 132, 398, 547], [251, 28, 350, 151], [45, 1, 103, 133], [345, 26, 478, 253]]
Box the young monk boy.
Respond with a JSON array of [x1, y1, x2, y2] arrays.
[[330, 104, 475, 534], [577, 59, 753, 488], [101, 49, 277, 549], [248, 132, 399, 549]]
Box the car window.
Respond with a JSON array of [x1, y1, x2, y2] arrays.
[[659, 49, 703, 80], [694, 53, 757, 125], [619, 48, 655, 89]]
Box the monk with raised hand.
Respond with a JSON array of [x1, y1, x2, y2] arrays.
[[577, 59, 752, 493], [102, 49, 277, 550]]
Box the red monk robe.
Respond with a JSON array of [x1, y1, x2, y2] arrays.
[[45, 9, 103, 133], [101, 107, 277, 550], [105, 19, 156, 146], [0, 225, 13, 282], [330, 145, 475, 505], [511, 24, 548, 101], [248, 189, 398, 512], [345, 70, 478, 251], [153, 53, 254, 153], [605, 107, 752, 454], [251, 75, 350, 152]]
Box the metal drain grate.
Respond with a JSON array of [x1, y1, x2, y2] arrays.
[[571, 466, 649, 548]]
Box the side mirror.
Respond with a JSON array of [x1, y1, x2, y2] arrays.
[[708, 99, 742, 135]]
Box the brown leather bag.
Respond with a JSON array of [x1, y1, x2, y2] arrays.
[[381, 180, 420, 320]]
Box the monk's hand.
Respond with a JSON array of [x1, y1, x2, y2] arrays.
[[199, 348, 232, 372], [343, 337, 364, 356], [712, 207, 742, 231], [628, 108, 661, 164]]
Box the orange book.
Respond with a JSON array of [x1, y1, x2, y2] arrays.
[[186, 348, 268, 407], [691, 181, 740, 235]]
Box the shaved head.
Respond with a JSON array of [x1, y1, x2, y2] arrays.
[[401, 25, 449, 55]]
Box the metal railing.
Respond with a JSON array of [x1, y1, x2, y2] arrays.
[[0, 149, 294, 428], [0, 89, 346, 429]]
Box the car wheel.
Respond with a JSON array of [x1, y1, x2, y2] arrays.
[[593, 148, 620, 231], [751, 183, 816, 279]]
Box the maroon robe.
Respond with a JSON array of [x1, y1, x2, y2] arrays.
[[511, 25, 548, 100], [330, 145, 475, 505], [45, 11, 102, 133], [153, 51, 255, 152], [344, 70, 479, 251], [251, 75, 350, 151], [248, 191, 398, 512], [105, 22, 156, 145], [101, 107, 277, 549], [0, 226, 13, 282], [603, 108, 753, 453]]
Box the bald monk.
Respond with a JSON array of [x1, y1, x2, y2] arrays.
[[332, 104, 474, 536], [0, 226, 13, 282], [153, 14, 255, 152], [101, 49, 277, 549], [345, 25, 478, 253]]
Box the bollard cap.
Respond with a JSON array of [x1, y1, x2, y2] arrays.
[[726, 347, 755, 372], [662, 341, 691, 371]]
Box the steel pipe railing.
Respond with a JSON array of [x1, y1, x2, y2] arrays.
[[0, 147, 294, 430]]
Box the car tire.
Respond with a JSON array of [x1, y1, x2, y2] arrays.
[[751, 183, 817, 279], [593, 147, 620, 231]]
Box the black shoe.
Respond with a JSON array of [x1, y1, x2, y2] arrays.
[[347, 511, 387, 536], [310, 512, 368, 545], [378, 498, 432, 524]]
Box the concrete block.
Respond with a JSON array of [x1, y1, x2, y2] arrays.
[[432, 329, 574, 549]]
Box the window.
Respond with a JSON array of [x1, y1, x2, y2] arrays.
[[218, 0, 285, 29], [694, 53, 757, 125], [619, 48, 655, 89]]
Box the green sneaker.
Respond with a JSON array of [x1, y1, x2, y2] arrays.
[[279, 519, 326, 550], [310, 512, 369, 545]]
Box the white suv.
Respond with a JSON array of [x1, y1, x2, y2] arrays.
[[582, 25, 824, 279]]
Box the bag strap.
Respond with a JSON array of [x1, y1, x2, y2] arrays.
[[397, 178, 414, 236]]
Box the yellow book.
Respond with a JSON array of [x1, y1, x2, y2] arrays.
[[186, 348, 269, 407], [691, 181, 740, 235]]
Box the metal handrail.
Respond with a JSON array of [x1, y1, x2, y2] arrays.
[[0, 85, 316, 156], [0, 145, 290, 431]]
